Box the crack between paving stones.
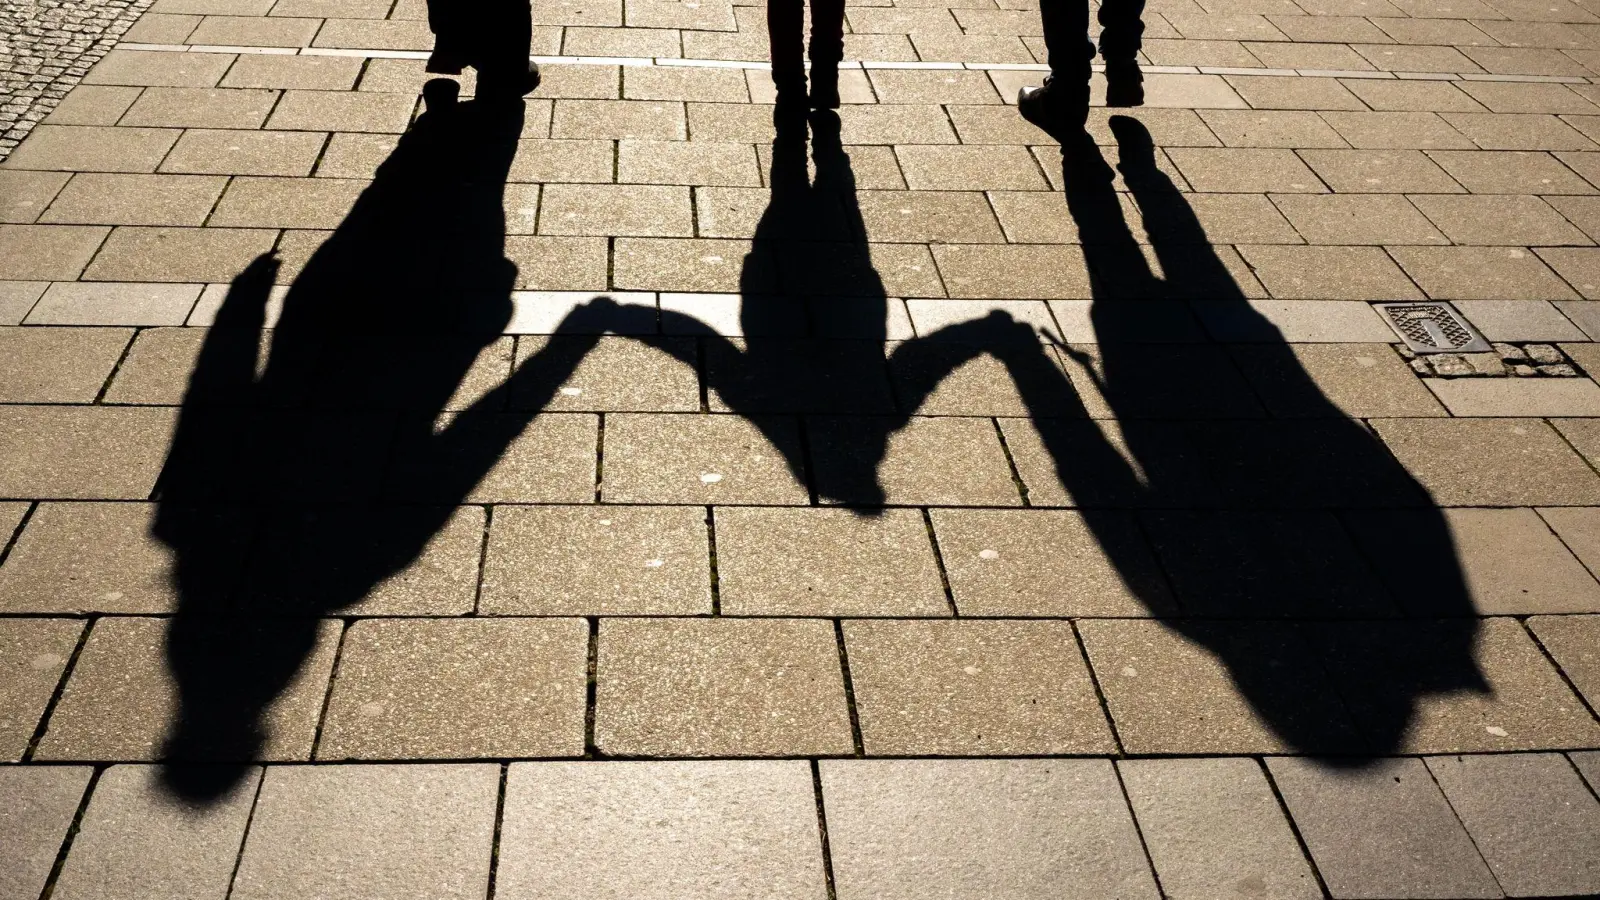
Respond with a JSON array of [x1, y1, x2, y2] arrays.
[[485, 763, 509, 900], [584, 616, 600, 758], [471, 504, 494, 616], [990, 416, 1031, 507], [219, 764, 268, 900], [1069, 618, 1126, 757], [1109, 759, 1167, 899], [810, 759, 842, 900], [919, 506, 959, 617], [833, 619, 865, 756], [306, 619, 350, 761], [92, 328, 141, 406], [24, 613, 94, 762], [593, 411, 605, 503], [1521, 614, 1600, 725], [705, 505, 721, 616], [36, 764, 104, 900], [1256, 756, 1338, 900], [0, 499, 38, 570]]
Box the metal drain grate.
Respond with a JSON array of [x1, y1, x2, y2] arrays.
[[1374, 302, 1491, 354]]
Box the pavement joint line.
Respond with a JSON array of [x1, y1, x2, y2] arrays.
[[106, 42, 1600, 86]]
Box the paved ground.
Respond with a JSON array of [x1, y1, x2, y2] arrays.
[[5, 0, 1600, 896]]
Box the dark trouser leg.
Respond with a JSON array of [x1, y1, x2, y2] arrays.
[[1039, 0, 1093, 82], [768, 0, 806, 86], [1096, 0, 1146, 64], [808, 0, 845, 65]]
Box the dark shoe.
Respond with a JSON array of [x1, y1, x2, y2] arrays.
[[809, 63, 840, 110], [1104, 60, 1144, 108], [476, 59, 540, 98], [1017, 76, 1089, 136]]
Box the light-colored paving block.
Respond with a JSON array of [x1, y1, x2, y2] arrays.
[[1192, 298, 1396, 342], [231, 764, 498, 900], [715, 507, 947, 617], [1267, 756, 1500, 900], [0, 618, 83, 760], [27, 281, 202, 326], [386, 412, 598, 504], [1120, 758, 1321, 900], [52, 764, 260, 900], [595, 617, 853, 757], [1373, 417, 1600, 506], [318, 618, 587, 759], [0, 224, 110, 280], [600, 412, 808, 505], [810, 415, 1022, 507], [1427, 377, 1600, 416], [0, 326, 131, 402], [504, 291, 657, 334], [1526, 612, 1600, 710], [1231, 343, 1446, 418], [0, 281, 47, 324], [0, 766, 93, 900], [1454, 298, 1589, 341], [496, 760, 827, 900], [821, 759, 1160, 900], [1426, 752, 1600, 898], [844, 620, 1116, 755], [0, 406, 179, 500]]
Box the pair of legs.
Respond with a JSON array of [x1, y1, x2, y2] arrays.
[[767, 0, 846, 108], [1021, 0, 1146, 129], [425, 0, 540, 96]]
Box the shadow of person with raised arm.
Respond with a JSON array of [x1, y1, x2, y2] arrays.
[[153, 82, 625, 802], [1001, 118, 1488, 759]]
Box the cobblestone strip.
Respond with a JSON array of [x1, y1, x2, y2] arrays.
[[0, 0, 156, 161]]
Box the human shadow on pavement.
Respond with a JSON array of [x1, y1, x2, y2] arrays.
[[152, 82, 623, 801], [1011, 118, 1488, 759]]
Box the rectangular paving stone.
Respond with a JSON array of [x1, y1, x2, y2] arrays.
[[28, 282, 202, 326], [889, 339, 1078, 416], [0, 618, 83, 760], [0, 503, 247, 615], [0, 169, 70, 223], [1119, 758, 1321, 900], [35, 616, 339, 761], [1320, 111, 1476, 151], [600, 412, 808, 504], [1455, 298, 1588, 340], [810, 415, 1021, 507], [1300, 148, 1465, 193], [820, 759, 1160, 900], [1411, 194, 1591, 245], [0, 766, 93, 899], [503, 236, 610, 289], [1079, 619, 1364, 755], [1194, 298, 1397, 342], [266, 90, 416, 132], [209, 176, 367, 229], [1541, 248, 1600, 298], [1442, 112, 1597, 151], [83, 227, 278, 283], [231, 764, 497, 900], [44, 85, 143, 126], [553, 99, 687, 140], [512, 335, 696, 411], [660, 291, 801, 335], [222, 52, 363, 89], [1428, 376, 1600, 416], [310, 16, 434, 49], [160, 128, 327, 177], [1231, 343, 1445, 417], [931, 508, 1172, 617], [618, 139, 759, 187], [1166, 147, 1324, 192], [1526, 612, 1600, 710], [1430, 148, 1596, 195], [1372, 417, 1600, 505], [0, 406, 178, 500], [1316, 617, 1600, 753], [838, 104, 959, 145], [0, 281, 46, 325], [539, 183, 693, 236], [1266, 756, 1501, 900], [41, 172, 227, 227], [932, 244, 1087, 299], [5, 125, 180, 173], [1199, 109, 1348, 149], [84, 49, 235, 87], [481, 505, 710, 615], [844, 619, 1115, 755], [0, 500, 24, 541], [387, 412, 597, 503], [318, 618, 586, 759], [613, 237, 754, 292], [189, 13, 320, 45], [1391, 246, 1579, 301], [0, 224, 110, 280], [497, 760, 826, 900], [625, 65, 748, 102], [52, 764, 260, 900], [595, 617, 853, 756], [507, 138, 615, 185], [1273, 194, 1448, 244], [121, 86, 279, 129], [715, 507, 946, 616], [857, 190, 1005, 244], [1426, 752, 1600, 898], [895, 145, 1048, 191], [0, 326, 130, 402]]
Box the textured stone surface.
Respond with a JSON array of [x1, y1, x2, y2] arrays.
[[53, 764, 260, 900], [497, 761, 827, 900], [844, 620, 1115, 755], [0, 617, 84, 760], [318, 618, 588, 760], [715, 507, 946, 617], [821, 759, 1160, 900], [231, 764, 498, 900], [600, 413, 808, 505], [595, 617, 852, 757], [1267, 756, 1502, 900], [810, 415, 1021, 507], [1527, 614, 1600, 710], [1119, 758, 1320, 900], [0, 326, 130, 402], [482, 504, 710, 615], [1373, 418, 1600, 506], [0, 766, 93, 900]]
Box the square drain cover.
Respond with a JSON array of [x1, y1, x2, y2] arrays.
[[1374, 301, 1491, 354]]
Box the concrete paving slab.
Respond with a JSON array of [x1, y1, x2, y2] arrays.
[[231, 764, 497, 900], [810, 415, 1021, 506], [601, 412, 807, 504], [594, 617, 853, 756], [1526, 613, 1600, 710], [1230, 343, 1446, 417], [52, 764, 260, 900], [0, 766, 93, 900], [497, 760, 827, 900], [1266, 756, 1502, 900], [0, 326, 130, 402], [1372, 417, 1600, 506], [820, 759, 1160, 900], [0, 618, 84, 760], [0, 281, 48, 324], [0, 406, 179, 500], [1427, 377, 1600, 416]]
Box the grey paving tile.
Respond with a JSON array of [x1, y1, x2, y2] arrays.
[[266, 90, 417, 133], [82, 226, 278, 284], [1427, 752, 1600, 898], [1428, 377, 1600, 416], [1194, 298, 1396, 342], [497, 760, 826, 900], [221, 52, 363, 89], [1392, 247, 1579, 302], [930, 508, 1172, 617], [0, 766, 93, 900], [481, 505, 710, 615], [1266, 756, 1501, 900], [40, 172, 228, 227], [1119, 758, 1321, 900], [511, 336, 697, 412], [1167, 147, 1326, 192], [1454, 298, 1588, 340], [1231, 343, 1445, 417], [1273, 194, 1448, 245], [600, 413, 807, 505], [1237, 245, 1423, 301], [715, 507, 945, 617], [120, 86, 279, 129], [52, 764, 260, 900], [0, 224, 111, 280], [5, 125, 180, 173], [44, 85, 143, 126], [1557, 299, 1600, 336], [1539, 248, 1600, 298], [844, 620, 1115, 755], [0, 500, 24, 542], [0, 326, 130, 402], [318, 618, 587, 760], [386, 412, 598, 504], [0, 281, 47, 324], [0, 170, 70, 223], [1443, 112, 1597, 151], [1316, 617, 1600, 753], [231, 764, 498, 900], [27, 282, 202, 326], [1079, 619, 1363, 755], [820, 759, 1160, 900], [0, 618, 83, 760], [34, 616, 339, 761], [594, 617, 853, 757], [810, 415, 1021, 507], [1298, 148, 1464, 194], [1372, 417, 1600, 506], [83, 48, 234, 87], [1526, 612, 1600, 710], [1429, 148, 1597, 194], [1320, 111, 1477, 150], [160, 129, 327, 177], [0, 406, 179, 500]]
